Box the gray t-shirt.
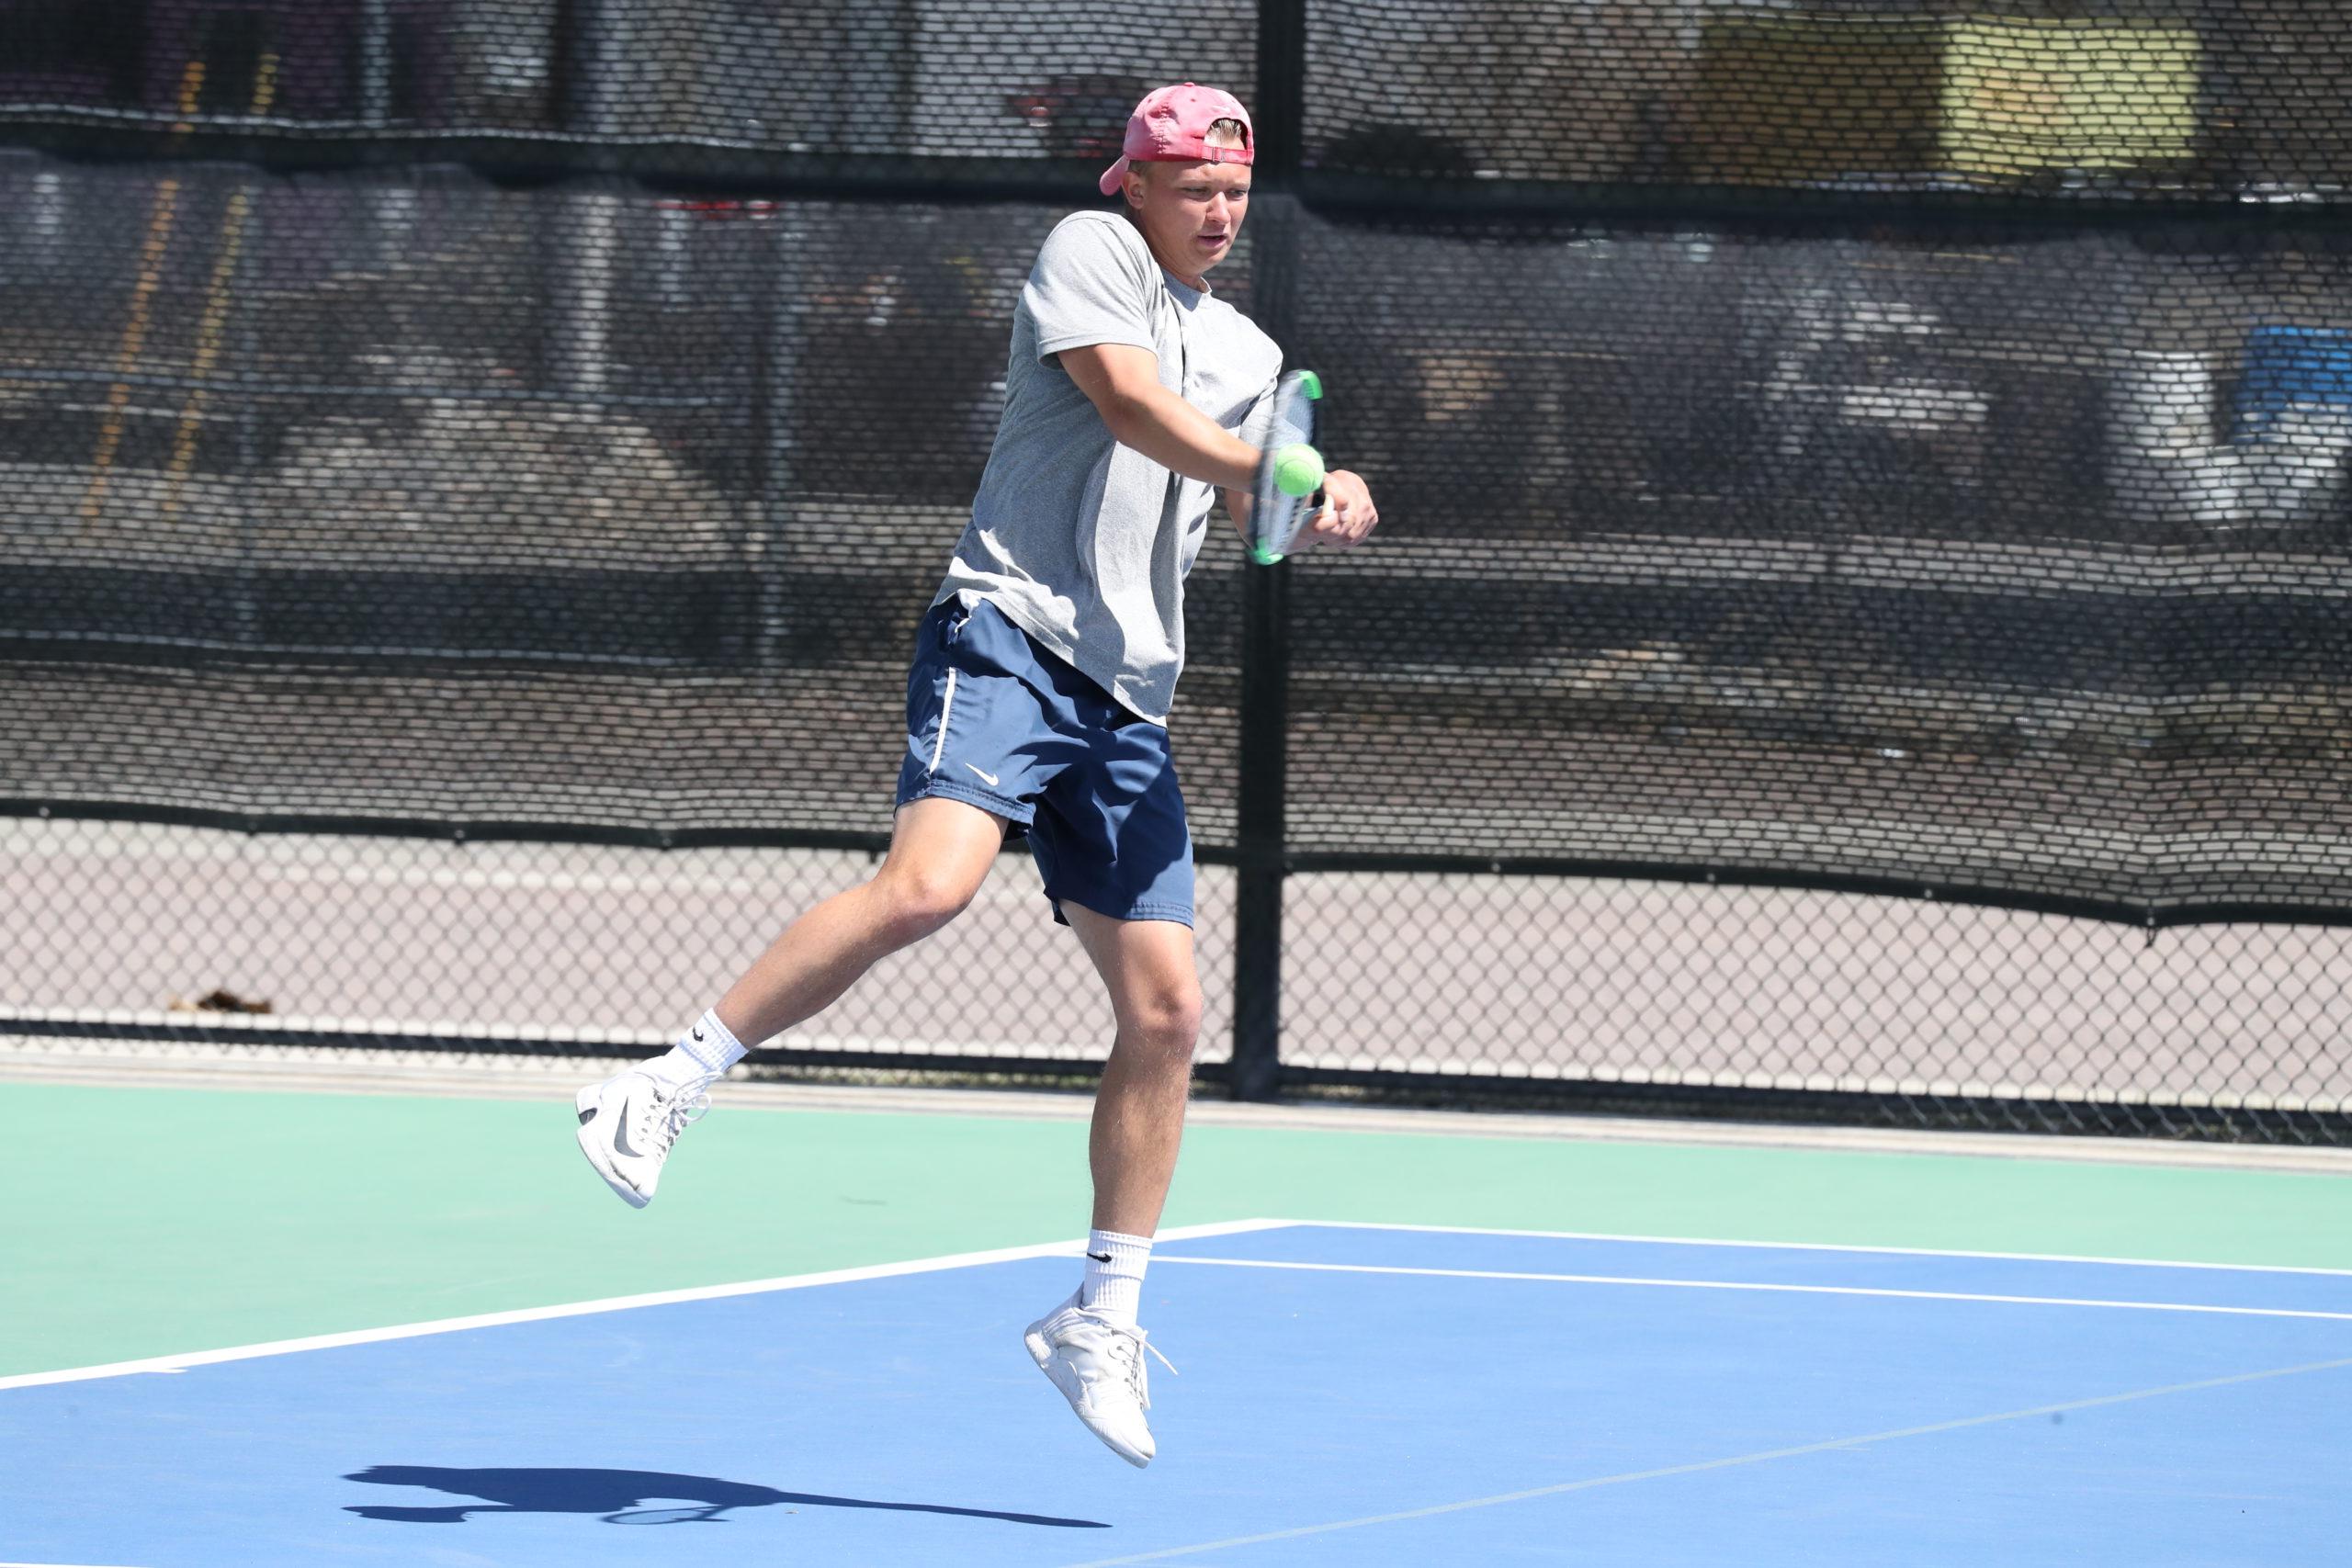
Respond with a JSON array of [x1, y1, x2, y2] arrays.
[[933, 210, 1282, 724]]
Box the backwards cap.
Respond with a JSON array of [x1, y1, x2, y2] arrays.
[[1098, 83, 1254, 197]]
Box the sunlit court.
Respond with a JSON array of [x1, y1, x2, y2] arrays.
[[6, 0, 2352, 1564]]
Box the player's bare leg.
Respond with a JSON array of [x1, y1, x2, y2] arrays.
[[1066, 909, 1202, 1236], [1025, 907, 1201, 1466], [574, 797, 1005, 1208], [712, 796, 1008, 1045]]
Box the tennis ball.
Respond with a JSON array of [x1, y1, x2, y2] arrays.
[[1272, 444, 1325, 498]]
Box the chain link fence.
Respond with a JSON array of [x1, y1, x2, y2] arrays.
[[8, 817, 2346, 1138], [3, 818, 1228, 1069], [5, 2, 2351, 1141]]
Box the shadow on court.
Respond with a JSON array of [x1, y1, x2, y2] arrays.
[[343, 1465, 1108, 1528]]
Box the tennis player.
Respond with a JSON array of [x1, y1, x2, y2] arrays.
[[574, 83, 1377, 1466]]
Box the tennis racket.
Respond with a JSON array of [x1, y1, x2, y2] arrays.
[[1247, 369, 1326, 565]]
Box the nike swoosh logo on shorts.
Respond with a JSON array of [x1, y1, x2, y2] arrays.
[[966, 763, 1001, 787]]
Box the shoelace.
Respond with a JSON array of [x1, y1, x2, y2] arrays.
[[633, 1070, 718, 1156], [1100, 1320, 1177, 1410]]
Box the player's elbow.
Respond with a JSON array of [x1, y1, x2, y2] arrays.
[[1058, 344, 1162, 446]]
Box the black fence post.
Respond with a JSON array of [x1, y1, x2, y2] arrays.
[[1231, 0, 1308, 1101], [1230, 523, 1293, 1102]]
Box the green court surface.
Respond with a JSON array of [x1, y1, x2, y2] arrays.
[[6, 1078, 2350, 1381]]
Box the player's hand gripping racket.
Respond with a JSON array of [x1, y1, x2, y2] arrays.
[[1249, 369, 1325, 565]]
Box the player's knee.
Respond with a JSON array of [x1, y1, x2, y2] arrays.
[[1127, 981, 1204, 1054], [872, 864, 978, 943]]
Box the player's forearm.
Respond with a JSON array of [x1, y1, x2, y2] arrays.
[[1102, 382, 1260, 491]]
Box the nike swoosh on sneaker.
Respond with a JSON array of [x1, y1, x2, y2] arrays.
[[605, 1088, 644, 1159], [965, 762, 1001, 787]]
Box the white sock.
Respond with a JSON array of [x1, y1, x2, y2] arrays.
[[644, 1008, 745, 1090], [1080, 1229, 1152, 1325]]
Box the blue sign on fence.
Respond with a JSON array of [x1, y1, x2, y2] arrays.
[[2234, 323, 2352, 439]]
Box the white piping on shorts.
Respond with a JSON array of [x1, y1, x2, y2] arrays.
[[927, 668, 959, 773]]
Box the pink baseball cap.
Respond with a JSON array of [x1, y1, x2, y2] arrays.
[[1097, 83, 1254, 196]]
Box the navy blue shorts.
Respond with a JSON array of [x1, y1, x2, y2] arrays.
[[895, 596, 1194, 928]]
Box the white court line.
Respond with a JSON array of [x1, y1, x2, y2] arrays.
[[12, 1219, 2335, 1395], [1290, 1220, 2352, 1278], [0, 1218, 1293, 1393], [1158, 1257, 2352, 1321], [1059, 1355, 2352, 1567]]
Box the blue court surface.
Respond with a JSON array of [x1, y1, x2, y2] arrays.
[[4, 1221, 2346, 1566]]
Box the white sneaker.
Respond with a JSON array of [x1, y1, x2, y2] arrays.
[[572, 1067, 717, 1209], [1024, 1291, 1175, 1468]]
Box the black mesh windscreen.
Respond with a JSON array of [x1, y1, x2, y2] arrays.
[[1286, 215, 2352, 914], [5, 2, 2348, 202], [0, 164, 1252, 843], [6, 0, 2352, 931], [0, 0, 1257, 181], [1305, 1, 2352, 197]]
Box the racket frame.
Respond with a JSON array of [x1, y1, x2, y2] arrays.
[[1248, 368, 1324, 565]]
